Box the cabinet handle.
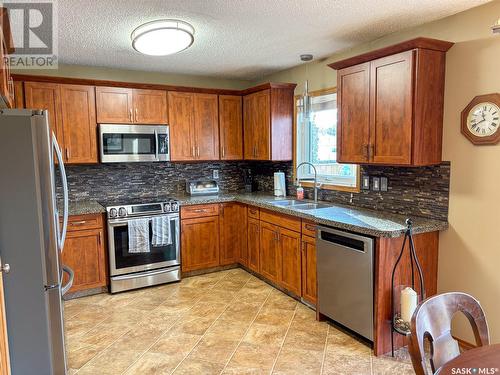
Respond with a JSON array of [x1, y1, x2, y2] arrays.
[[222, 147, 225, 158], [192, 145, 195, 157], [220, 206, 224, 217], [98, 232, 102, 246], [301, 241, 305, 253], [135, 108, 138, 121], [65, 148, 70, 160], [250, 209, 257, 214], [305, 224, 316, 232], [70, 220, 87, 225], [369, 144, 374, 161], [129, 109, 133, 122], [196, 146, 200, 158], [363, 144, 369, 160]]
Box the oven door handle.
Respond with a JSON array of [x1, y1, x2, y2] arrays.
[[108, 215, 179, 227], [154, 129, 159, 161], [112, 267, 179, 281]]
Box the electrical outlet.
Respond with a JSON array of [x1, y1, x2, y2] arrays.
[[212, 169, 219, 179], [362, 175, 370, 190], [372, 177, 380, 191]]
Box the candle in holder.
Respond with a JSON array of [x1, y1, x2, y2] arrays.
[[400, 287, 417, 323]]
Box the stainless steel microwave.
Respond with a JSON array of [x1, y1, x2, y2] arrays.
[[99, 124, 169, 163]]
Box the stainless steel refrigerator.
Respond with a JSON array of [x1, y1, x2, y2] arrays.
[[0, 109, 73, 374]]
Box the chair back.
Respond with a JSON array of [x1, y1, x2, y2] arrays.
[[409, 292, 489, 375]]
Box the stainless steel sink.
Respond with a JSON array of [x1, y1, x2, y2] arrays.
[[267, 200, 331, 210]]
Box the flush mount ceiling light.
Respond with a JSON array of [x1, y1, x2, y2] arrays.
[[131, 19, 194, 56]]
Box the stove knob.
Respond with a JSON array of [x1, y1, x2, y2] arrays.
[[109, 208, 118, 218], [118, 207, 127, 217], [163, 203, 171, 212], [171, 202, 179, 212]]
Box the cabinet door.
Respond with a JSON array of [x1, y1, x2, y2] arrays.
[[370, 50, 414, 165], [337, 63, 370, 163], [243, 90, 270, 160], [247, 217, 260, 272], [278, 228, 302, 296], [168, 92, 195, 161], [133, 89, 168, 124], [95, 86, 133, 124], [194, 93, 219, 160], [181, 216, 220, 272], [219, 95, 243, 160], [24, 82, 63, 151], [59, 84, 98, 164], [259, 221, 279, 282], [301, 235, 317, 305], [62, 228, 106, 292], [220, 203, 247, 266]]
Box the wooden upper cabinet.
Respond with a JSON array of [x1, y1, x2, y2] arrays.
[[219, 95, 243, 160], [337, 63, 370, 164], [133, 89, 167, 124], [219, 203, 247, 266], [96, 87, 167, 124], [330, 37, 453, 166], [194, 93, 219, 160], [168, 92, 195, 161], [243, 84, 296, 161], [277, 227, 302, 296], [24, 82, 63, 144], [370, 51, 413, 165], [96, 87, 134, 123], [60, 85, 98, 164], [0, 7, 14, 108], [168, 91, 219, 161]]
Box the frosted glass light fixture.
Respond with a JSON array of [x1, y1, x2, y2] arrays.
[[131, 19, 194, 56]]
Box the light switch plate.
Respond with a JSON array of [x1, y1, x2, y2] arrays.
[[212, 170, 219, 179], [362, 175, 370, 190], [372, 177, 380, 191], [380, 177, 388, 192]]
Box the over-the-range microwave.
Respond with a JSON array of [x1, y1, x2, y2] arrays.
[[99, 124, 169, 163]]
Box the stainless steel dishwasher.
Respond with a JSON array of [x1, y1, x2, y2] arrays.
[[317, 226, 374, 341]]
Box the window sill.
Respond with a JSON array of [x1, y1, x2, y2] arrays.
[[300, 181, 360, 193]]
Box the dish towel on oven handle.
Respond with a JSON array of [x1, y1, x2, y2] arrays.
[[128, 218, 151, 253], [152, 215, 172, 247]]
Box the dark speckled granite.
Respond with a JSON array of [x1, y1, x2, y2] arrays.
[[65, 193, 447, 238]]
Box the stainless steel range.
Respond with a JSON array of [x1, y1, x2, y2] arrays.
[[103, 198, 180, 293]]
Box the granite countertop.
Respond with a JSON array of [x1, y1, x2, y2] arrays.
[[65, 192, 448, 238]]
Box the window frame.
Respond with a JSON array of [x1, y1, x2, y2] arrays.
[[293, 87, 360, 193]]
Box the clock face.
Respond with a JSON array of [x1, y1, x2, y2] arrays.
[[466, 102, 500, 137]]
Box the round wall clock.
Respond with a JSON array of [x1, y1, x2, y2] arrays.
[[461, 93, 500, 145]]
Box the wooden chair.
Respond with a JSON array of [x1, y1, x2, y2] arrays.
[[409, 292, 490, 375]]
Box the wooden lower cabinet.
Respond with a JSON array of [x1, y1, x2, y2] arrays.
[[247, 217, 260, 272], [181, 216, 220, 272], [62, 214, 107, 293], [220, 203, 247, 265], [277, 228, 302, 296], [259, 221, 279, 283], [301, 235, 317, 305]]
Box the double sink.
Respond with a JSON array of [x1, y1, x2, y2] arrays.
[[266, 199, 331, 211]]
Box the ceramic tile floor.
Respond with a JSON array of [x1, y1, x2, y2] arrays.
[[64, 268, 414, 374]]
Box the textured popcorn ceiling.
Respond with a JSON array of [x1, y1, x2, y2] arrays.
[[58, 0, 490, 80]]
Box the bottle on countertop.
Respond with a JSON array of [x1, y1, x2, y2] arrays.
[[296, 185, 304, 200]]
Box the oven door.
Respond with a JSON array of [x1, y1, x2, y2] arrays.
[[107, 214, 180, 276], [99, 124, 164, 163]]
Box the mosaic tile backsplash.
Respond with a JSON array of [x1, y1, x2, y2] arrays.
[[62, 161, 450, 221]]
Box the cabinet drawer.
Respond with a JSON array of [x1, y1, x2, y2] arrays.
[[302, 221, 317, 238], [67, 214, 103, 231], [181, 204, 219, 219], [247, 206, 260, 219], [260, 209, 301, 232]]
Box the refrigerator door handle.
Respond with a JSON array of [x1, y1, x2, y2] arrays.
[[61, 265, 74, 296], [52, 134, 68, 253]]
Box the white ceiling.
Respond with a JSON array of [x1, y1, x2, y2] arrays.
[[58, 0, 490, 80]]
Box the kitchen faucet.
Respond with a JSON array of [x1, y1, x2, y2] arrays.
[[295, 162, 320, 203]]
